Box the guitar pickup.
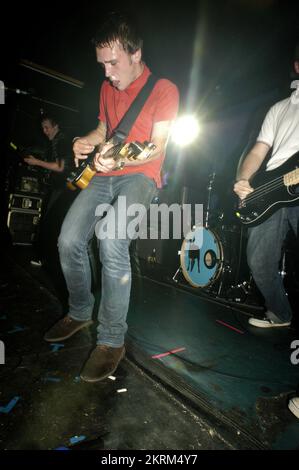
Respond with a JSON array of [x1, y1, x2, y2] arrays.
[[130, 141, 144, 153], [126, 141, 156, 161]]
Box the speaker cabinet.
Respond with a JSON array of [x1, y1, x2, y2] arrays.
[[8, 193, 43, 211], [7, 209, 41, 245]]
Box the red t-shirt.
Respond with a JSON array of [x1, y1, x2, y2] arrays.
[[97, 65, 179, 187]]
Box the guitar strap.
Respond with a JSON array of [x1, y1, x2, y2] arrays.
[[108, 74, 159, 144]]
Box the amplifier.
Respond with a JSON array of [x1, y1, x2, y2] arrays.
[[135, 214, 181, 271], [13, 172, 41, 194], [7, 209, 41, 245], [136, 238, 164, 265], [8, 193, 43, 212], [19, 175, 41, 193]]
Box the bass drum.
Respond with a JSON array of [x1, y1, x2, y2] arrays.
[[180, 226, 224, 288]]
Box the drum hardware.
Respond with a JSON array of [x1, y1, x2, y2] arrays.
[[214, 262, 234, 297], [172, 265, 181, 283], [205, 172, 216, 228], [278, 252, 287, 279], [180, 186, 189, 206], [226, 280, 252, 303]]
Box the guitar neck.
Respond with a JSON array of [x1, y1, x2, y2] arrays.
[[102, 142, 123, 160], [284, 167, 299, 187], [85, 140, 151, 169]]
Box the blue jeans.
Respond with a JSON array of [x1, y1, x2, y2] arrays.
[[58, 174, 156, 347], [247, 206, 299, 322]]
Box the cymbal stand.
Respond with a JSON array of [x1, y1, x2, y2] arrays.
[[205, 172, 216, 228]]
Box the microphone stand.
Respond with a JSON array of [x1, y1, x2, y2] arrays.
[[4, 86, 79, 113]]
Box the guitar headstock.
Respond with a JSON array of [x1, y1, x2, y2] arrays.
[[125, 141, 156, 161]]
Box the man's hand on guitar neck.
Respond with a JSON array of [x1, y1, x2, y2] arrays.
[[94, 142, 117, 173], [233, 178, 254, 200]]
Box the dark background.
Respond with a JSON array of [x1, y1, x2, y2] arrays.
[[1, 0, 299, 209]]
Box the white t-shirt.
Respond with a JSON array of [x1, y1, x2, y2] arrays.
[[257, 88, 299, 170]]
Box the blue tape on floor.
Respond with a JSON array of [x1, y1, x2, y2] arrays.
[[55, 446, 70, 451], [8, 326, 28, 334], [69, 435, 86, 445], [50, 343, 64, 352], [0, 396, 20, 414]]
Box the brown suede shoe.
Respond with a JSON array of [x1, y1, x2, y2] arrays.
[[80, 345, 125, 382], [44, 316, 93, 342]]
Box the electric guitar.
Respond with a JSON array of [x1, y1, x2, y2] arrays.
[[66, 140, 156, 190], [235, 151, 299, 226]]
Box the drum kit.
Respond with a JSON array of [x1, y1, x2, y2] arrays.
[[174, 173, 253, 304]]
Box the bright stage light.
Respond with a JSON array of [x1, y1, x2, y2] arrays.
[[171, 115, 200, 146]]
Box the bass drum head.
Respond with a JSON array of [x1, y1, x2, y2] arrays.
[[180, 226, 224, 288]]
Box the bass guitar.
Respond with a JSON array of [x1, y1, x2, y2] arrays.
[[66, 140, 156, 190], [235, 151, 299, 225]]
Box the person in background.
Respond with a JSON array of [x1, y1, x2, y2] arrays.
[[24, 115, 76, 306]]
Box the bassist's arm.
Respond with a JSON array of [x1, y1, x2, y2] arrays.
[[234, 142, 270, 200]]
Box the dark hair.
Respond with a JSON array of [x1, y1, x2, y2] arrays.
[[295, 43, 299, 62], [41, 115, 59, 127], [92, 12, 143, 54]]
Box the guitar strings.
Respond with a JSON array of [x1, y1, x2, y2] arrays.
[[247, 170, 297, 206], [243, 168, 299, 206], [243, 177, 284, 205]]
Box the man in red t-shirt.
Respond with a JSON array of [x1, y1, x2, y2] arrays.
[[44, 12, 179, 382]]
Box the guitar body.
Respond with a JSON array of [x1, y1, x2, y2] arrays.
[[236, 152, 299, 226], [67, 160, 96, 190], [66, 141, 155, 190]]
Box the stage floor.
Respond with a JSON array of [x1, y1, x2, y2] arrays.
[[0, 248, 299, 450]]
